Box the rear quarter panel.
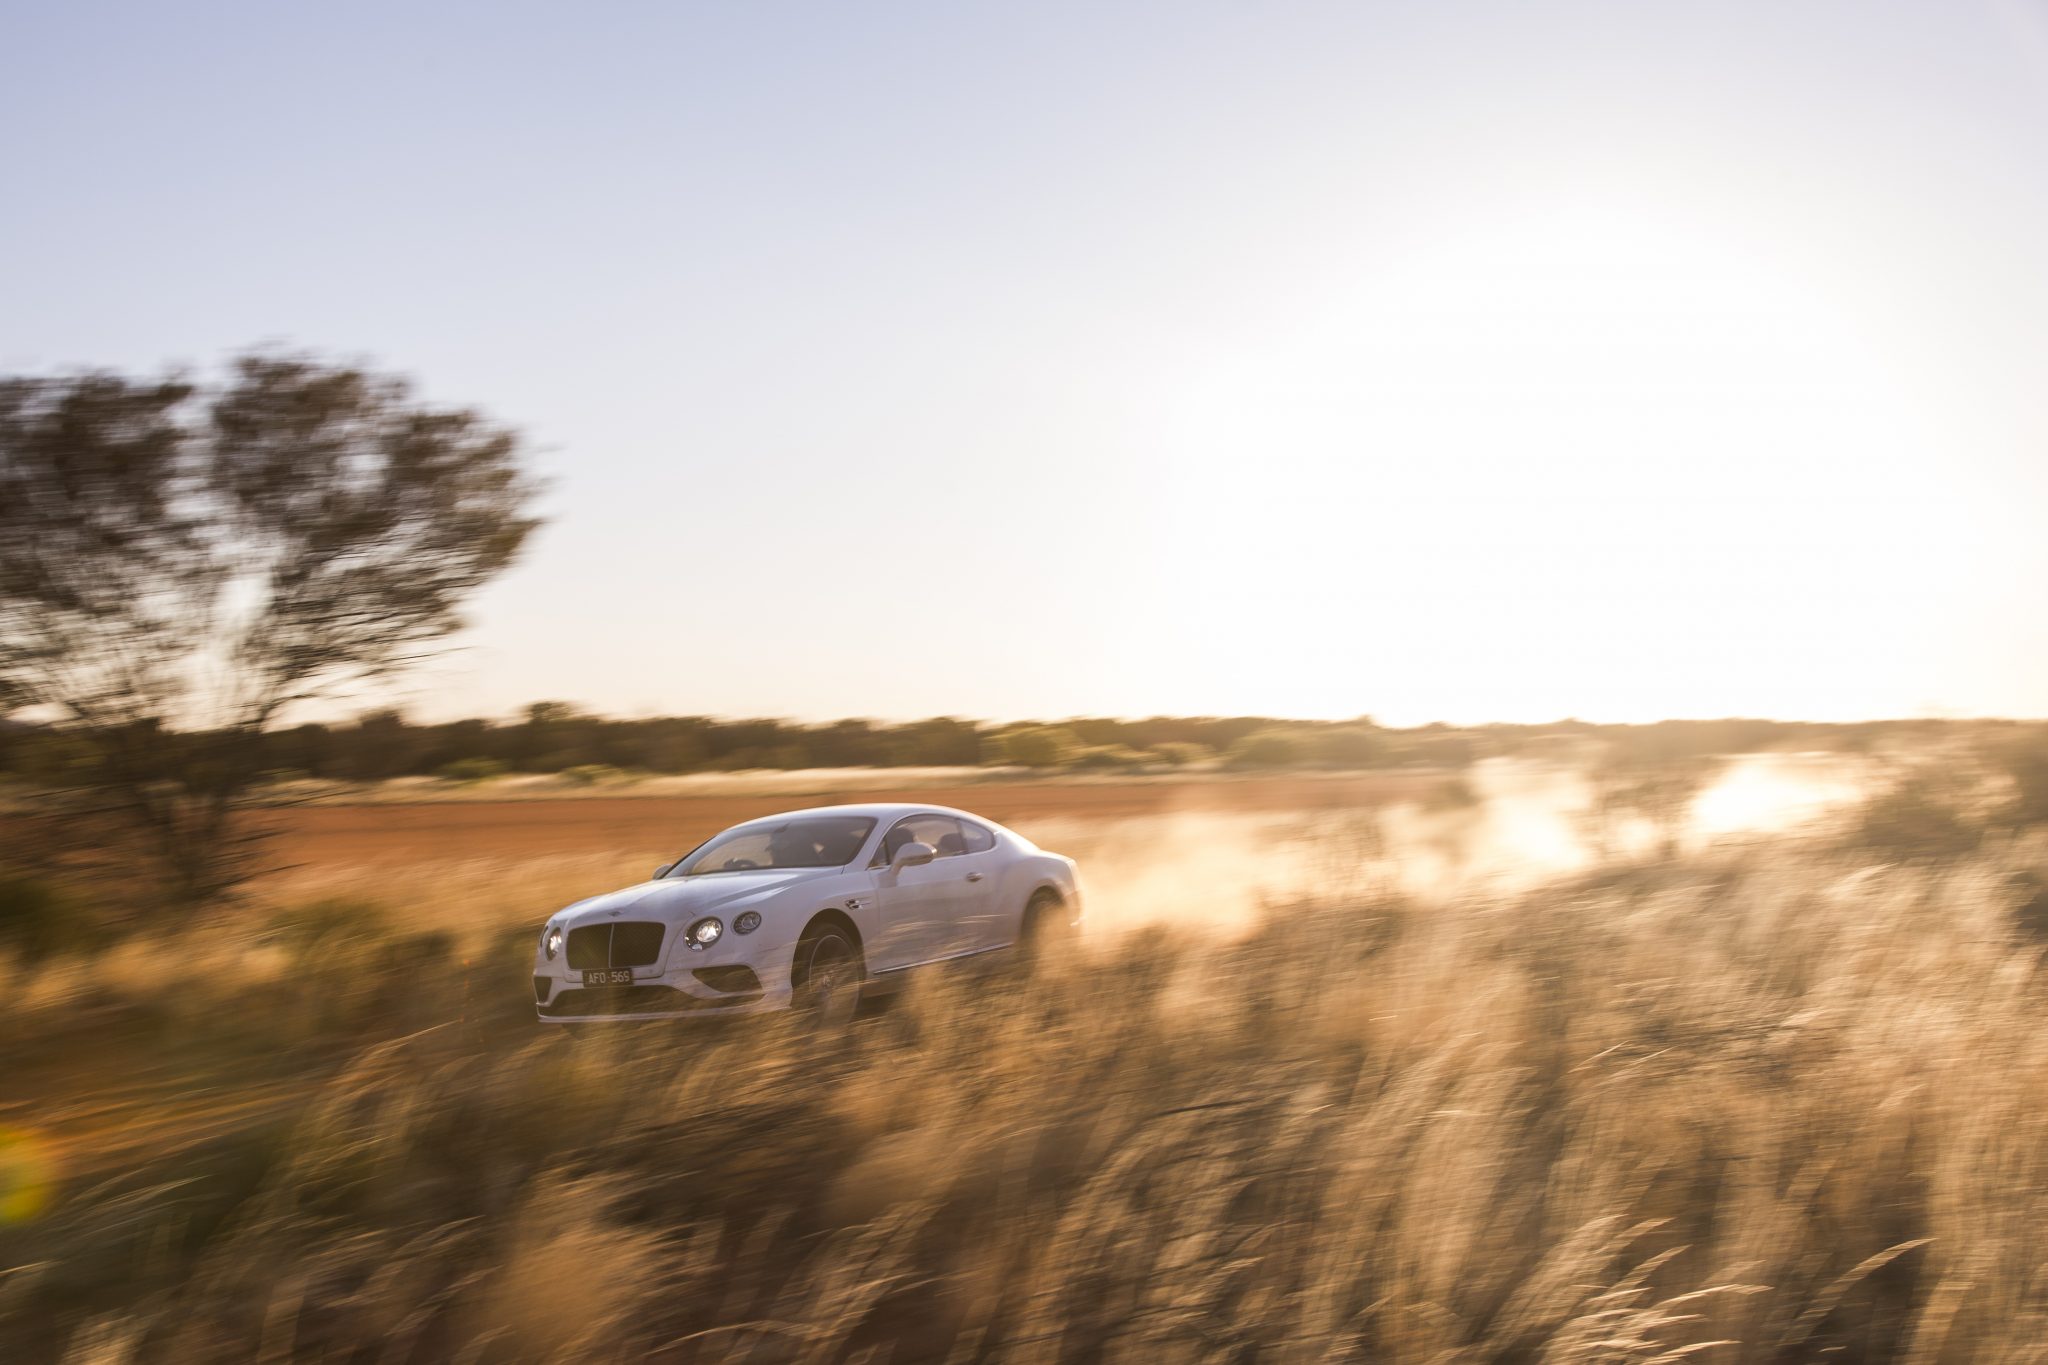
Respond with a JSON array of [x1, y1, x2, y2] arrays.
[[995, 851, 1081, 943]]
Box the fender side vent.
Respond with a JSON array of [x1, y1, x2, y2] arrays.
[[693, 965, 762, 994]]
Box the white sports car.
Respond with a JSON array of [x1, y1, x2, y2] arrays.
[[533, 803, 1082, 1024]]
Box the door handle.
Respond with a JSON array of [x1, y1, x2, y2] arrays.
[[965, 872, 984, 882]]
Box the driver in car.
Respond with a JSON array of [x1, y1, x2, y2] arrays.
[[768, 824, 819, 868]]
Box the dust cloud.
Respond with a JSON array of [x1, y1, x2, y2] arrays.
[[1023, 754, 1870, 941]]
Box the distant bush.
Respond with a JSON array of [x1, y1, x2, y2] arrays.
[[439, 757, 507, 784], [14, 711, 2014, 798], [0, 875, 91, 963], [1397, 730, 1478, 767], [1582, 749, 1726, 860], [995, 726, 1082, 769], [1150, 741, 1211, 769], [1225, 729, 1308, 769], [643, 730, 707, 773], [1989, 732, 2048, 826], [1852, 767, 1988, 860], [1071, 744, 1149, 772], [266, 896, 391, 948], [1312, 726, 1386, 769], [559, 763, 625, 786], [1422, 774, 1481, 813]]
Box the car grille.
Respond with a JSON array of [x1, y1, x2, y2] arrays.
[[565, 921, 666, 969], [612, 922, 664, 965], [541, 985, 731, 1018]]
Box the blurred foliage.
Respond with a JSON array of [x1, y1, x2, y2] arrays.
[[1421, 773, 1481, 813], [15, 729, 2048, 1357], [1316, 725, 1387, 767], [0, 353, 540, 903], [14, 812, 2048, 1358], [990, 725, 1083, 769], [1225, 728, 1308, 769], [437, 757, 507, 784], [12, 708, 2040, 797], [1069, 743, 1150, 772], [557, 763, 626, 787], [21, 710, 1237, 782], [0, 874, 95, 963], [1581, 727, 1730, 859], [1850, 755, 1999, 860], [1987, 726, 2048, 827]]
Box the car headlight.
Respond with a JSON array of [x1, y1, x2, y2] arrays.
[[687, 917, 724, 949], [735, 911, 762, 935], [543, 924, 563, 960]]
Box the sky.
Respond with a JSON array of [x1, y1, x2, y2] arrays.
[[4, 0, 2047, 726]]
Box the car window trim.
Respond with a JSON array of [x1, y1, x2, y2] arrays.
[[675, 815, 877, 876], [871, 812, 965, 868]]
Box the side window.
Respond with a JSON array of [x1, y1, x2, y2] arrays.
[[959, 821, 996, 854], [876, 815, 965, 865]]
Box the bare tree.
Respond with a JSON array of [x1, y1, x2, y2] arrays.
[[0, 353, 540, 902]]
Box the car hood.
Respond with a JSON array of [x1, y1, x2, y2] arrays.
[[556, 867, 833, 926]]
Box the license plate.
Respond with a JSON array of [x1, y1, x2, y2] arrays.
[[582, 968, 634, 987]]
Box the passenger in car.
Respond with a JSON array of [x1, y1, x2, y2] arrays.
[[769, 825, 819, 866], [814, 823, 866, 866]]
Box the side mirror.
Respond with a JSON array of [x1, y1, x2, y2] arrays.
[[652, 862, 674, 880], [890, 840, 936, 870]]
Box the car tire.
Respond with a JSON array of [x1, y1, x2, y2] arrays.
[[793, 927, 864, 1028], [1019, 889, 1071, 971]]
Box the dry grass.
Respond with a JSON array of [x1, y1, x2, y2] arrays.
[[8, 781, 2048, 1361]]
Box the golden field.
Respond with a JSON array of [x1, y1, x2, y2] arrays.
[[6, 759, 2048, 1362]]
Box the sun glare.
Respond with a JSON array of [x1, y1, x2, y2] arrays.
[[1144, 192, 1960, 724]]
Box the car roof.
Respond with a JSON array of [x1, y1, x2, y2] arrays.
[[731, 802, 995, 826]]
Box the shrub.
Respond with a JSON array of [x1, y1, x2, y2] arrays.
[[0, 874, 91, 962], [1852, 768, 1987, 860], [1071, 744, 1149, 772], [558, 764, 623, 786], [265, 896, 391, 947], [1989, 732, 2048, 826], [996, 726, 1082, 769], [439, 757, 507, 784], [1422, 774, 1481, 813], [1401, 730, 1478, 767], [1151, 741, 1211, 769], [1312, 726, 1386, 768], [1582, 750, 1724, 859], [1224, 729, 1307, 769]]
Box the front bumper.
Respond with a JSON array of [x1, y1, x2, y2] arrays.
[[532, 956, 794, 1022]]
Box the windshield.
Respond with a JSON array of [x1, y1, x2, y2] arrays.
[[675, 816, 876, 876]]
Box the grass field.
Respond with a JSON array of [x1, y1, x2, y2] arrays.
[[7, 761, 2046, 1361]]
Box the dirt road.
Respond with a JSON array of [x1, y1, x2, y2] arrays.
[[262, 772, 1447, 870]]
